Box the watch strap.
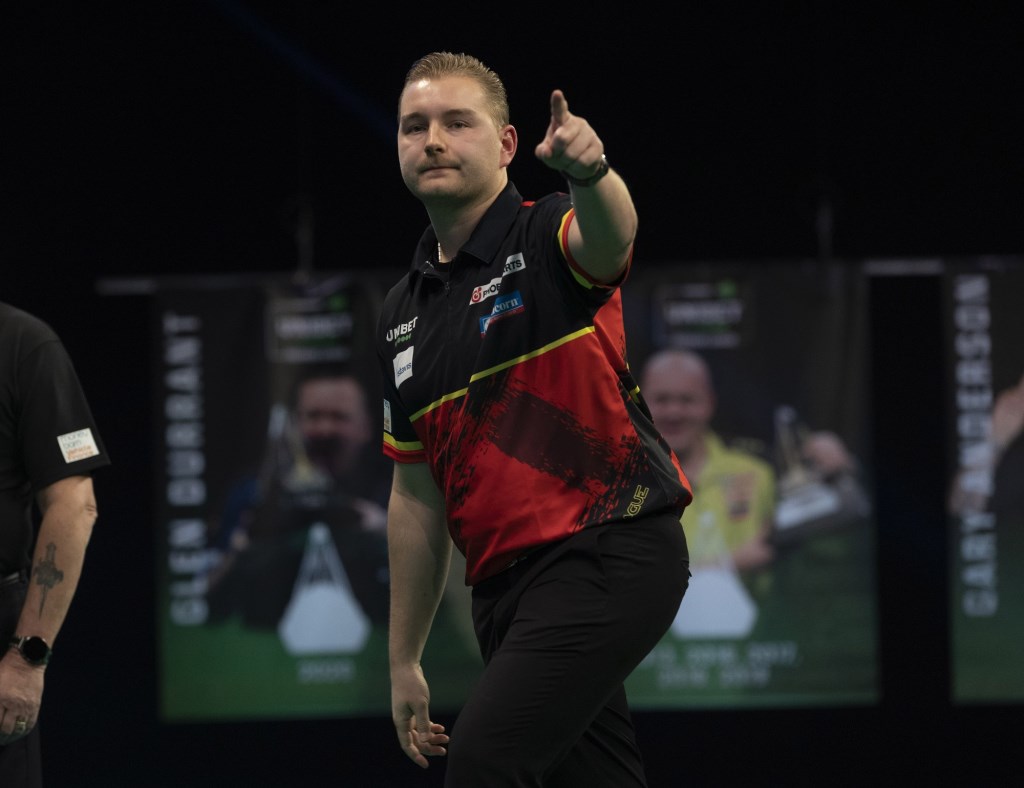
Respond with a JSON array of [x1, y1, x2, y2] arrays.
[[563, 154, 610, 187]]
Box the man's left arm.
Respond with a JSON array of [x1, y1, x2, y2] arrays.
[[534, 89, 638, 284], [0, 474, 97, 738], [19, 474, 97, 645]]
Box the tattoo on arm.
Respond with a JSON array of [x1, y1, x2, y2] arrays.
[[33, 543, 65, 616]]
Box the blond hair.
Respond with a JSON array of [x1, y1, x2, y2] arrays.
[[401, 51, 509, 129]]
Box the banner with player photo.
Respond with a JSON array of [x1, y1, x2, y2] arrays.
[[943, 256, 1024, 703], [622, 260, 879, 708], [155, 261, 879, 719], [154, 272, 483, 722]]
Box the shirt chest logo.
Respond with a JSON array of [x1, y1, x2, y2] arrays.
[[386, 316, 418, 345], [479, 292, 525, 335], [469, 253, 526, 305]]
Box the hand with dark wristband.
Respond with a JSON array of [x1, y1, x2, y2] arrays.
[[563, 154, 610, 187]]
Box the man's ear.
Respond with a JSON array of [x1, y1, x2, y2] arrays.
[[500, 124, 517, 168]]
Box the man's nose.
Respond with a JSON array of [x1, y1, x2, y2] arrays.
[[425, 123, 445, 152]]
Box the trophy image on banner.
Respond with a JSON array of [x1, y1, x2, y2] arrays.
[[672, 508, 758, 640], [772, 405, 845, 545], [278, 522, 370, 655]]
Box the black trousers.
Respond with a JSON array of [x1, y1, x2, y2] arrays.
[[445, 513, 689, 788], [0, 570, 42, 788]]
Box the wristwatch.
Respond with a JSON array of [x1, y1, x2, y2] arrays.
[[9, 635, 51, 666], [563, 154, 610, 187]]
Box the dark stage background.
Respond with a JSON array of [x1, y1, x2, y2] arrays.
[[5, 2, 1022, 786]]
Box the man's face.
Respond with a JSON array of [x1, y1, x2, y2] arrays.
[[397, 75, 514, 206], [641, 355, 715, 459], [295, 377, 371, 478]]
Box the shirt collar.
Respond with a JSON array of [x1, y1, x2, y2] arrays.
[[409, 181, 524, 274]]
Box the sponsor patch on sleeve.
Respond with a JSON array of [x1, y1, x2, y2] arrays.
[[393, 346, 414, 388], [57, 428, 101, 463]]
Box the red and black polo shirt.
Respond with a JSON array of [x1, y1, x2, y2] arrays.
[[377, 182, 692, 585]]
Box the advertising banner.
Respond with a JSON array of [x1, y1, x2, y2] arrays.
[[155, 273, 482, 721], [623, 260, 879, 707], [944, 257, 1024, 703]]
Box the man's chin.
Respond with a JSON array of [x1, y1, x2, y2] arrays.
[[419, 176, 457, 192]]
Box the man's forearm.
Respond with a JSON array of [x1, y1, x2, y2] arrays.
[[18, 475, 96, 646], [387, 490, 451, 668]]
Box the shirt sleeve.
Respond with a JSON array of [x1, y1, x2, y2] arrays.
[[19, 337, 111, 491], [376, 295, 426, 464]]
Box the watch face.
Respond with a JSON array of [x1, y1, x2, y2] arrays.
[[20, 636, 50, 665]]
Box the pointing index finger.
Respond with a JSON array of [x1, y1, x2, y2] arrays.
[[550, 89, 569, 123]]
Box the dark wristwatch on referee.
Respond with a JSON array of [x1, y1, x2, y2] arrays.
[[9, 635, 52, 666]]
